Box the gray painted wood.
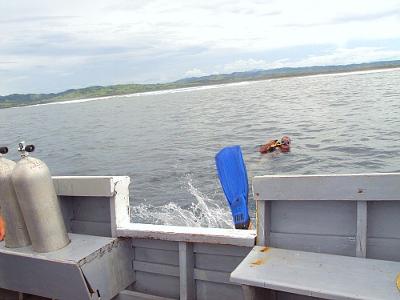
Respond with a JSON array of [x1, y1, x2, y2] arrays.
[[193, 243, 251, 257], [115, 290, 177, 300], [367, 237, 400, 261], [241, 286, 276, 300], [356, 201, 367, 257], [195, 253, 245, 273], [132, 239, 179, 251], [269, 232, 356, 256], [1, 233, 115, 262], [80, 238, 135, 300], [275, 292, 324, 300], [231, 246, 400, 300], [53, 176, 116, 197], [135, 247, 179, 266], [71, 196, 111, 223], [119, 223, 256, 247], [0, 245, 90, 300], [253, 173, 400, 201], [133, 261, 179, 277], [0, 288, 19, 300], [270, 201, 356, 236], [255, 200, 269, 246], [110, 176, 131, 237], [133, 271, 180, 299], [179, 242, 195, 300], [59, 196, 73, 232], [0, 234, 134, 300], [367, 201, 400, 239], [70, 220, 111, 237], [193, 269, 236, 285], [196, 281, 243, 300], [59, 195, 113, 237]]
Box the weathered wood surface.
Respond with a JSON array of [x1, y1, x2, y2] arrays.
[[193, 243, 251, 257], [70, 220, 111, 237], [356, 201, 367, 257], [130, 239, 251, 300], [255, 200, 270, 246], [132, 239, 179, 251], [270, 201, 356, 235], [135, 247, 179, 266], [53, 176, 119, 197], [194, 269, 237, 285], [231, 246, 400, 300], [0, 234, 134, 300], [133, 272, 180, 299], [133, 261, 179, 277], [367, 237, 400, 261], [0, 249, 89, 300], [115, 289, 177, 300], [119, 223, 256, 247], [367, 201, 400, 239], [196, 281, 244, 300], [253, 173, 400, 201], [179, 242, 195, 300], [110, 177, 131, 237], [269, 232, 356, 256], [195, 253, 245, 272], [54, 176, 131, 238]]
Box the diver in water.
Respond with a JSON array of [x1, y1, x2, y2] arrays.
[[259, 136, 291, 153], [0, 213, 5, 241]]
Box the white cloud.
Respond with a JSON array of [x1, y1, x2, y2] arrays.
[[294, 47, 400, 67], [223, 59, 290, 73], [185, 68, 206, 77], [0, 0, 399, 93], [220, 47, 400, 74]]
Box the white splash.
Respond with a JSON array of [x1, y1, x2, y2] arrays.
[[130, 175, 233, 228]]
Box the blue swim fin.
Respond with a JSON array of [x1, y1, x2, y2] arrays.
[[215, 146, 250, 229]]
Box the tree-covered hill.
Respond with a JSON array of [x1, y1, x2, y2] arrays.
[[1, 60, 399, 109]]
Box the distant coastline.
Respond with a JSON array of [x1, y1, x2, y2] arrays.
[[1, 60, 399, 109]]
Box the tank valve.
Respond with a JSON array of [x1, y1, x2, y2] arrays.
[[18, 142, 35, 156], [0, 147, 8, 155]]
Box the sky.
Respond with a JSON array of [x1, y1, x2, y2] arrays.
[[1, 0, 400, 95]]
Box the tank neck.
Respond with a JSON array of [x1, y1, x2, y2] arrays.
[[18, 142, 34, 158]]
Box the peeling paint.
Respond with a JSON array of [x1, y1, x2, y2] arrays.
[[250, 257, 266, 267]]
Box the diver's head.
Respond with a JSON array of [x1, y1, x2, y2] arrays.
[[280, 136, 291, 152]]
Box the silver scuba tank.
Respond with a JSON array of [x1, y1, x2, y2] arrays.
[[0, 146, 31, 248], [12, 142, 70, 252]]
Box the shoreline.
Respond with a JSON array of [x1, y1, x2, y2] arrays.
[[5, 66, 400, 110]]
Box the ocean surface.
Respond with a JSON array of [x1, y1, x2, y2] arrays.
[[1, 69, 399, 228]]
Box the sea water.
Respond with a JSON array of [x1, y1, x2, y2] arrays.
[[1, 69, 399, 228]]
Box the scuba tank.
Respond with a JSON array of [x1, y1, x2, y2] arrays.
[[0, 146, 31, 247], [12, 142, 70, 252]]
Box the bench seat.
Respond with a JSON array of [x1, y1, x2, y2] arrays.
[[231, 246, 400, 300]]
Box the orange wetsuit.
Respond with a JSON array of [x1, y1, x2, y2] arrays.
[[259, 140, 281, 153]]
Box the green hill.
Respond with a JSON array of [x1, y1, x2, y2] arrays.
[[1, 60, 399, 109]]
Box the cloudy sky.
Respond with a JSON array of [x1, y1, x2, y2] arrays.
[[1, 0, 400, 95]]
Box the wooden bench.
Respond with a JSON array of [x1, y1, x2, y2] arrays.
[[231, 246, 400, 300], [230, 173, 400, 300]]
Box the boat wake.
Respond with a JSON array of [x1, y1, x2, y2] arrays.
[[130, 175, 233, 228]]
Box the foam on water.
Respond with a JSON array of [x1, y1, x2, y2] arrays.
[[1, 69, 399, 228], [130, 174, 233, 228]]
